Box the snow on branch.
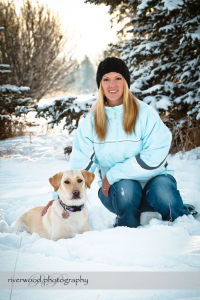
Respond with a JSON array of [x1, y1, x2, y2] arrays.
[[0, 84, 30, 94], [36, 95, 96, 133], [162, 0, 184, 11]]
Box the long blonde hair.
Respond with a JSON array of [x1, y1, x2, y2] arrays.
[[93, 79, 139, 140]]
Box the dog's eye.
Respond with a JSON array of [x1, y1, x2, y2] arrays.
[[77, 179, 83, 183], [64, 180, 70, 184]]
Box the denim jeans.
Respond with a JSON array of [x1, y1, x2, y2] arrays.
[[98, 174, 190, 227]]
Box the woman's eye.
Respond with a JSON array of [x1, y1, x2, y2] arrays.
[[64, 180, 70, 184], [103, 78, 109, 81], [116, 77, 122, 80], [77, 179, 83, 183]]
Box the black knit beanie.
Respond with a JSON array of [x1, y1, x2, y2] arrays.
[[96, 57, 130, 88]]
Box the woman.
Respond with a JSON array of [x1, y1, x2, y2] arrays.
[[69, 56, 191, 227]]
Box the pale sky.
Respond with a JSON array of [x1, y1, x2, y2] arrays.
[[40, 0, 118, 63]]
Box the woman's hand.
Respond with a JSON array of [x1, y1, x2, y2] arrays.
[[102, 176, 111, 197]]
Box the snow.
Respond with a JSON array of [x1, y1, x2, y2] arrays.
[[0, 131, 200, 299], [0, 64, 10, 69], [143, 84, 162, 94], [143, 95, 171, 110], [137, 0, 184, 14], [37, 95, 96, 124], [162, 0, 184, 11], [186, 26, 200, 41], [132, 41, 164, 55], [159, 24, 175, 33], [0, 70, 11, 74], [0, 85, 30, 94], [0, 63, 11, 74], [137, 0, 150, 12]]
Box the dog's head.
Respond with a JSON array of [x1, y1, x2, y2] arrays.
[[49, 170, 95, 206]]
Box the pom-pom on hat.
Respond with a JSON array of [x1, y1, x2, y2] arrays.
[[96, 57, 130, 88]]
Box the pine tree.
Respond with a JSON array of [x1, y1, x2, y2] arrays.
[[75, 56, 97, 94], [86, 0, 200, 152], [66, 56, 97, 94]]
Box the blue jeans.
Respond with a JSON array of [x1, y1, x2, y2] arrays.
[[98, 174, 190, 227]]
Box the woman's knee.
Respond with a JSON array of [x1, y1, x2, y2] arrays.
[[112, 179, 142, 212], [145, 175, 177, 201], [144, 175, 187, 220]]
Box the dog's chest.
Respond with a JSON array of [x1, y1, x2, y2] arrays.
[[51, 209, 89, 240]]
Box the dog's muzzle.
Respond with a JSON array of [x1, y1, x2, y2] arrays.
[[72, 189, 80, 199]]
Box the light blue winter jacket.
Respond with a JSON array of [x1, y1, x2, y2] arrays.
[[69, 100, 173, 187]]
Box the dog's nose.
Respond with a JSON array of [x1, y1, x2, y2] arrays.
[[72, 189, 80, 199]]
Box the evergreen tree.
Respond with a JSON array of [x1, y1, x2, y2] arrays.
[[86, 0, 200, 152], [67, 56, 97, 94], [76, 56, 97, 94], [0, 83, 35, 139]]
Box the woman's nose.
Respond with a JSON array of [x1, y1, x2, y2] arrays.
[[108, 80, 116, 88]]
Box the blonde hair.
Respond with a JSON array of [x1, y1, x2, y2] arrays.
[[93, 79, 139, 140]]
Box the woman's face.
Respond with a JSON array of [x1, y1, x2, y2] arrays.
[[101, 72, 124, 107]]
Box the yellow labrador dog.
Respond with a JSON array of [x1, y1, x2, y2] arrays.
[[15, 170, 95, 240]]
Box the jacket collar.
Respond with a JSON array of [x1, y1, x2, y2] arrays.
[[104, 104, 123, 118]]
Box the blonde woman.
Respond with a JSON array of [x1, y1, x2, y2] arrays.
[[42, 57, 194, 225], [68, 57, 194, 227]]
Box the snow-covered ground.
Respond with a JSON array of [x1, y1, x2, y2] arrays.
[[0, 132, 200, 299]]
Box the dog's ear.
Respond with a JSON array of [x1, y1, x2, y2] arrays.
[[49, 172, 63, 191], [81, 170, 95, 188]]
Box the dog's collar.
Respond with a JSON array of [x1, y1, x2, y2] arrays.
[[58, 196, 84, 213]]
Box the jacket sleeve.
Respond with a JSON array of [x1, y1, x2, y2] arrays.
[[106, 105, 172, 185], [69, 115, 97, 173]]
